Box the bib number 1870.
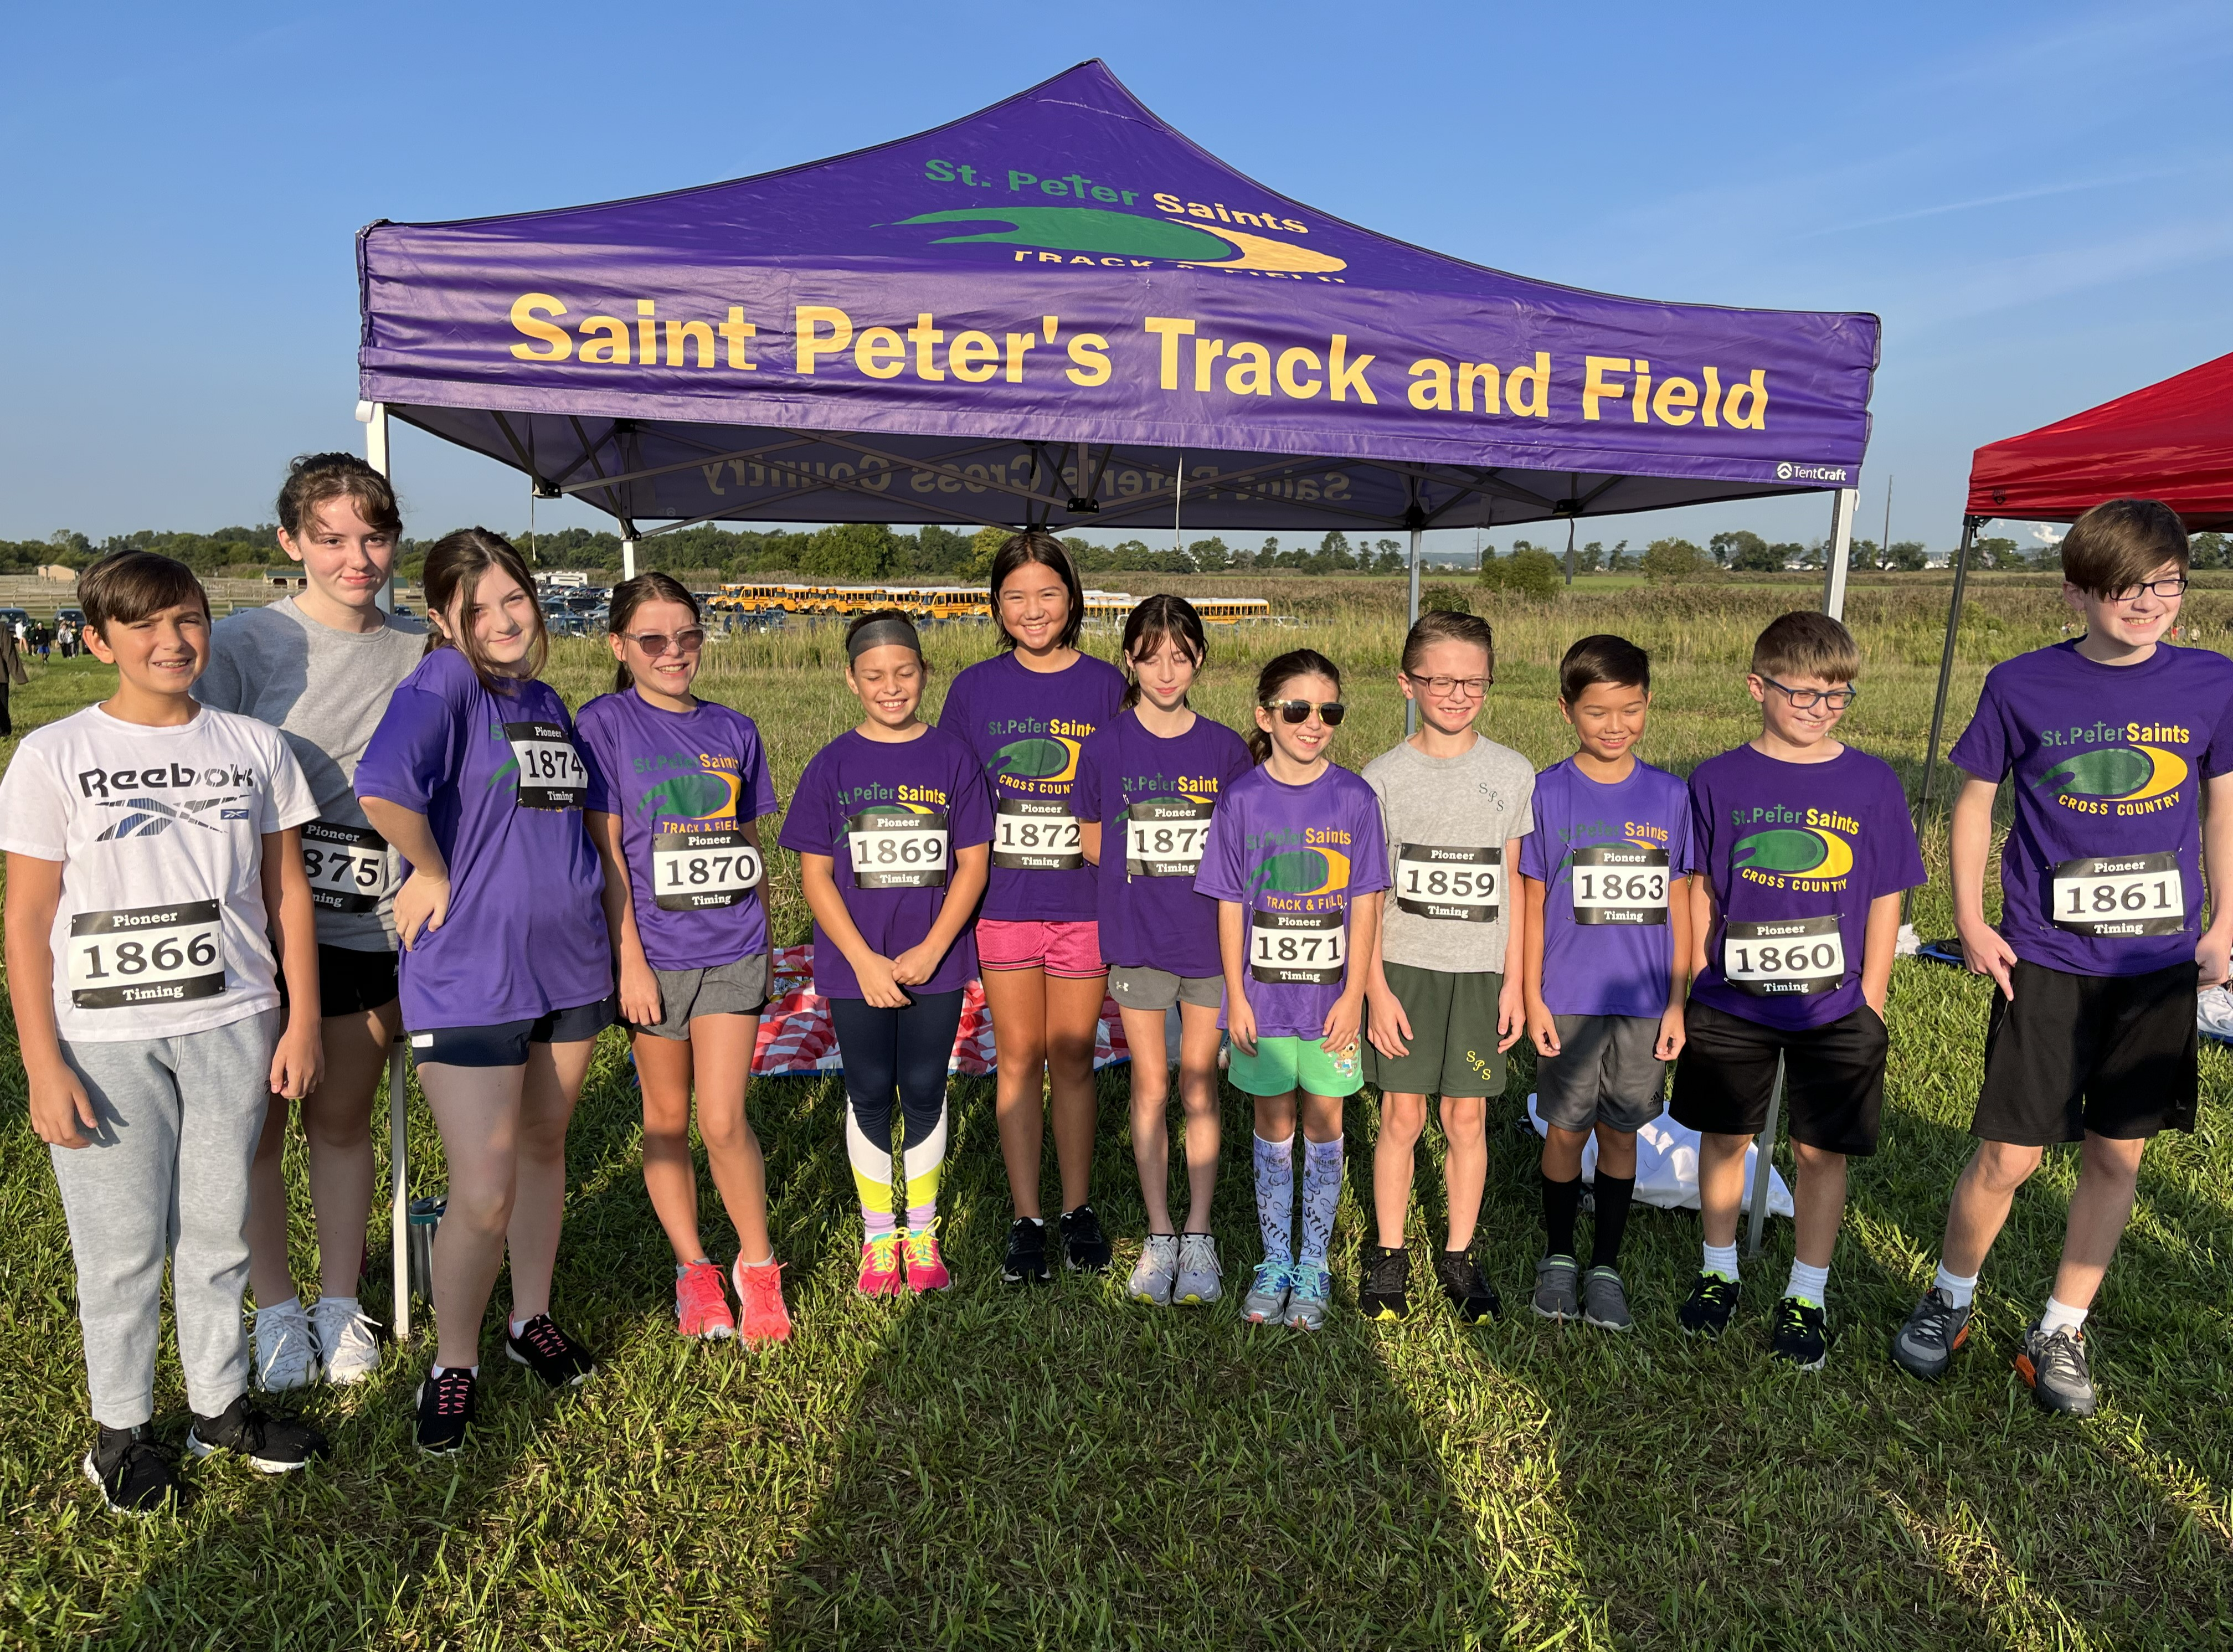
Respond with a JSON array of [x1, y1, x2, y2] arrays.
[[652, 830, 762, 911]]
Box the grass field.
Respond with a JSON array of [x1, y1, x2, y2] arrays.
[[3, 582, 2231, 1649]]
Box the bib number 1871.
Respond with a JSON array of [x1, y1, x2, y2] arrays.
[[1249, 909, 1346, 985]]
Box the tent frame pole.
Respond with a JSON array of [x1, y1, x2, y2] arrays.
[[1404, 506, 1423, 737], [1745, 1056, 1785, 1256], [1821, 486, 1858, 620], [1907, 516, 1984, 920]]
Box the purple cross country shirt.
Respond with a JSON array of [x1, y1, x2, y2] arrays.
[[354, 647, 611, 1030], [936, 649, 1125, 922], [1520, 756, 1695, 1018], [576, 691, 781, 972], [1195, 762, 1390, 1039], [778, 727, 994, 1000], [1687, 743, 1925, 1031], [1951, 640, 2233, 977], [1074, 709, 1254, 979]]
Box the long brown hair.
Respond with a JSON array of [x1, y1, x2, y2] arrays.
[[1119, 594, 1207, 710], [1248, 647, 1342, 764], [421, 528, 546, 689], [607, 571, 699, 693]]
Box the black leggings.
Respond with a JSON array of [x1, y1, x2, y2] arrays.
[[831, 989, 963, 1217]]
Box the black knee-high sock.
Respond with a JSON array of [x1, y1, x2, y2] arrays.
[[1589, 1174, 1637, 1269], [1542, 1172, 1582, 1258]]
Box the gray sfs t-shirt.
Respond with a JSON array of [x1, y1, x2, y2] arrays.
[[195, 598, 426, 951], [1363, 735, 1536, 975]]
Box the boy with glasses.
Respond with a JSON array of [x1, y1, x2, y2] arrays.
[[1674, 611, 1925, 1367], [1891, 498, 2233, 1414]]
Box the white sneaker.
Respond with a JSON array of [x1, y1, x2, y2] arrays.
[[1173, 1233, 1223, 1305], [310, 1295, 382, 1385], [253, 1298, 321, 1391], [1128, 1233, 1179, 1305]]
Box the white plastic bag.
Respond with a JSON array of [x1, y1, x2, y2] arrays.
[[1525, 1094, 1794, 1219]]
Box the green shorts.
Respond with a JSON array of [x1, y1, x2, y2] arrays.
[[1229, 1033, 1365, 1099], [1361, 963, 1505, 1100]]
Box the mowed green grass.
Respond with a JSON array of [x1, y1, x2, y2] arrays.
[[2, 590, 2231, 1650]]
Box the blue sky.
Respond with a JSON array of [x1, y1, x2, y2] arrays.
[[4, 1, 2229, 559]]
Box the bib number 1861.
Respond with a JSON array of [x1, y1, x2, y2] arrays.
[[2050, 852, 2184, 938]]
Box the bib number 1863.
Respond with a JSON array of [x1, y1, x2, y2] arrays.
[[1570, 842, 1670, 925]]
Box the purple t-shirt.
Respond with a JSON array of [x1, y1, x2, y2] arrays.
[[1950, 640, 2233, 977], [1074, 708, 1254, 979], [1687, 743, 1925, 1031], [576, 691, 780, 972], [1195, 762, 1391, 1039], [937, 649, 1125, 922], [777, 726, 994, 1001], [1520, 756, 1694, 1018], [354, 647, 611, 1030]]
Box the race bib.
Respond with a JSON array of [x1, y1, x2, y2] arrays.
[[1571, 843, 1671, 926], [1395, 844, 1499, 922], [992, 796, 1083, 871], [2050, 852, 2186, 938], [651, 830, 762, 912], [505, 721, 587, 810], [300, 819, 395, 915], [1124, 797, 1213, 877], [67, 900, 226, 1010], [846, 809, 950, 889], [1249, 908, 1346, 985], [1722, 916, 1845, 997]]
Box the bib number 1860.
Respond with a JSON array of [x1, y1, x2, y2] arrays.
[[1722, 915, 1845, 997]]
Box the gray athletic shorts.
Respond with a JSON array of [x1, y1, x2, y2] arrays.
[[631, 954, 770, 1041], [1107, 965, 1223, 1013], [1535, 1013, 1666, 1133]]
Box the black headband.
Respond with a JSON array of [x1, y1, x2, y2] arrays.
[[846, 616, 922, 660]]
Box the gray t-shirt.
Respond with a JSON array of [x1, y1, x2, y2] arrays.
[[1363, 734, 1536, 975], [195, 598, 425, 950]]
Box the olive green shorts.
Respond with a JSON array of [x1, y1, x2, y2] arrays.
[[1361, 963, 1506, 1100]]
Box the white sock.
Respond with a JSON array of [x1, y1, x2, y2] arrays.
[[2039, 1295, 2088, 1336], [508, 1316, 532, 1338], [317, 1294, 359, 1314], [737, 1252, 775, 1269], [256, 1294, 302, 1318], [675, 1258, 711, 1278], [1784, 1259, 1830, 1306], [1702, 1242, 1740, 1281], [430, 1363, 480, 1378], [1932, 1263, 1978, 1309], [1025, 1216, 1045, 1229]]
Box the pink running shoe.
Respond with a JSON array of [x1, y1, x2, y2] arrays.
[[903, 1226, 952, 1292], [857, 1232, 904, 1296], [731, 1257, 793, 1345], [675, 1259, 735, 1340]]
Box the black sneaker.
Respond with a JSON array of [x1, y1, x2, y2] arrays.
[[1059, 1205, 1112, 1274], [1890, 1288, 1972, 1381], [415, 1367, 477, 1454], [83, 1423, 181, 1515], [1360, 1246, 1411, 1319], [2015, 1320, 2098, 1417], [506, 1314, 598, 1387], [1768, 1295, 1828, 1371], [185, 1394, 331, 1473], [1002, 1217, 1053, 1284], [1434, 1248, 1501, 1324], [1678, 1271, 1741, 1338]]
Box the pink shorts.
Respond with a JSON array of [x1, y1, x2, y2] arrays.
[[976, 918, 1105, 979]]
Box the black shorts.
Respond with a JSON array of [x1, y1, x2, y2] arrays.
[[1670, 997, 1889, 1157], [276, 945, 400, 1018], [1974, 958, 2197, 1145], [409, 998, 616, 1069]]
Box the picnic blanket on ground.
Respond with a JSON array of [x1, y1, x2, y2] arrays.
[[1524, 1093, 1794, 1220], [750, 944, 1133, 1079]]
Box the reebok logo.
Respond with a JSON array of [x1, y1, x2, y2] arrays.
[[78, 763, 256, 799]]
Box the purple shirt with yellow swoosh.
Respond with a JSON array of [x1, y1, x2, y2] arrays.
[[1952, 639, 2233, 976], [1687, 742, 1924, 1031], [937, 648, 1125, 923]]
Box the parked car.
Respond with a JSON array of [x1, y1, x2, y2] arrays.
[[56, 607, 85, 628]]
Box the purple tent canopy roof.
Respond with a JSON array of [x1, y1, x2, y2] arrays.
[[359, 59, 1877, 534]]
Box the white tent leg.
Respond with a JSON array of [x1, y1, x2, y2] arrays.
[[1404, 525, 1423, 736], [622, 537, 638, 581], [388, 1039, 411, 1339], [1821, 487, 1858, 620], [1746, 1055, 1785, 1256], [357, 401, 394, 614]]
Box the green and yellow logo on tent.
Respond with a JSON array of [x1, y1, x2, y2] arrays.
[[896, 206, 1345, 274], [2034, 745, 2188, 803]]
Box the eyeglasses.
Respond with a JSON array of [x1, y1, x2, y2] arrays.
[[1263, 699, 1346, 726], [1758, 675, 1857, 711], [621, 629, 705, 656], [1403, 672, 1491, 699], [2107, 577, 2189, 603]]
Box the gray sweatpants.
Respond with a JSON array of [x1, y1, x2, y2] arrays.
[[51, 1008, 280, 1428]]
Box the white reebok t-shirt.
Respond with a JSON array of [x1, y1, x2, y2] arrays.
[[0, 703, 318, 1042]]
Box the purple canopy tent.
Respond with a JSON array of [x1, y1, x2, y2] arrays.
[[356, 59, 1877, 611]]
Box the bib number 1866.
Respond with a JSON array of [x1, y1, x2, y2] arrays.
[[68, 900, 226, 1010]]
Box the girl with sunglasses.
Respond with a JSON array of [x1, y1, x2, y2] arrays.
[[577, 574, 789, 1345], [1074, 596, 1252, 1306], [1197, 649, 1387, 1331]]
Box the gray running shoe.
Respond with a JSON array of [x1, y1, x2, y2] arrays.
[[1285, 1262, 1333, 1331], [253, 1299, 320, 1391], [1241, 1258, 1292, 1325], [2015, 1320, 2097, 1417], [1532, 1254, 1581, 1321], [311, 1296, 383, 1385], [1129, 1234, 1179, 1305], [1581, 1266, 1633, 1332], [1173, 1233, 1223, 1305], [1889, 1288, 1972, 1381]]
